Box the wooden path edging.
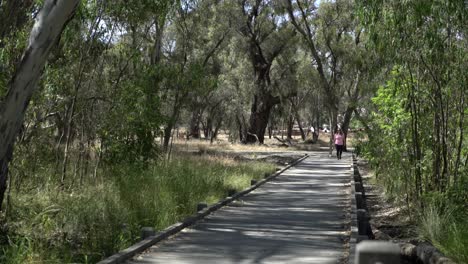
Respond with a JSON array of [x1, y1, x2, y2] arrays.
[[97, 153, 309, 264], [348, 157, 359, 264], [351, 155, 456, 264]]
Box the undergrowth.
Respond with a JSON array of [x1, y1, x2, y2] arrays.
[[0, 154, 275, 263], [363, 155, 468, 264], [418, 194, 468, 264]]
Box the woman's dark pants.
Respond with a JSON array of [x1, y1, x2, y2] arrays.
[[335, 144, 343, 159]]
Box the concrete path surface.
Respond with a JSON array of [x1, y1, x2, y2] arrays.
[[128, 152, 351, 264]]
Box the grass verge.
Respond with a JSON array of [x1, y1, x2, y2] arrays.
[[0, 154, 275, 263]]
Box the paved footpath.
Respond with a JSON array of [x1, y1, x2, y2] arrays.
[[128, 152, 351, 264]]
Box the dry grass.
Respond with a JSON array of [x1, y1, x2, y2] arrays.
[[167, 131, 347, 154]]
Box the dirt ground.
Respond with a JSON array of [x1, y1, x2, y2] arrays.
[[169, 131, 352, 153], [357, 159, 421, 246], [168, 132, 339, 165]]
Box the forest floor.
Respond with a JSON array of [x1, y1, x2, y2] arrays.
[[170, 131, 339, 165], [357, 159, 421, 264]]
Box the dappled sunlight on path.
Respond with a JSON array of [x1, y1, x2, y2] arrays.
[[127, 152, 351, 264]]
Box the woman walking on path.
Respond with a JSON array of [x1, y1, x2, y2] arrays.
[[334, 129, 344, 160]]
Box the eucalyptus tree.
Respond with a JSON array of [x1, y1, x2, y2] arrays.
[[232, 0, 296, 144], [295, 50, 323, 140], [358, 0, 467, 200], [217, 38, 254, 143], [93, 1, 176, 162], [0, 0, 178, 198], [158, 0, 228, 151], [272, 48, 302, 140], [56, 0, 116, 184], [285, 0, 373, 151], [285, 0, 339, 135], [0, 0, 80, 210], [183, 0, 232, 139]]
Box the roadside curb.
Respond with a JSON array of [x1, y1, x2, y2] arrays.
[[348, 156, 358, 264], [97, 153, 309, 264]]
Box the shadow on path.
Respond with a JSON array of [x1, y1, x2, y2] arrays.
[[127, 152, 351, 264]]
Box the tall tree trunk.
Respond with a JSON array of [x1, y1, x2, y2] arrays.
[[296, 117, 305, 141], [189, 110, 201, 139], [246, 93, 280, 144], [204, 117, 213, 139], [287, 1, 340, 143], [150, 19, 164, 65], [163, 110, 179, 152], [314, 103, 320, 143], [210, 119, 222, 144], [61, 93, 77, 185], [328, 109, 338, 156], [433, 110, 441, 191], [241, 0, 291, 144], [163, 125, 172, 152], [0, 0, 79, 210], [163, 90, 182, 151], [292, 107, 305, 141], [341, 71, 360, 151], [453, 90, 465, 184], [341, 106, 354, 151], [287, 112, 294, 140]]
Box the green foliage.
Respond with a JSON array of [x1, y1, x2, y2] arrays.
[[101, 66, 163, 163], [1, 155, 275, 263], [359, 69, 412, 198], [357, 0, 467, 261], [0, 27, 30, 98]]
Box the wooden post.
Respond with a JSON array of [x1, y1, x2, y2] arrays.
[[356, 241, 400, 264], [357, 209, 369, 236], [354, 182, 363, 194], [355, 192, 364, 209], [141, 227, 155, 240], [197, 203, 207, 212], [227, 189, 236, 197]]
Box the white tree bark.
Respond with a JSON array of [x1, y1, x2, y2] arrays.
[[0, 0, 80, 210]]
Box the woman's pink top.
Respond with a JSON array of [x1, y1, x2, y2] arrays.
[[334, 133, 344, 145]]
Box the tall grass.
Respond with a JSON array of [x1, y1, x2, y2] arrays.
[[418, 204, 452, 246], [418, 203, 468, 264], [0, 154, 275, 263]]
